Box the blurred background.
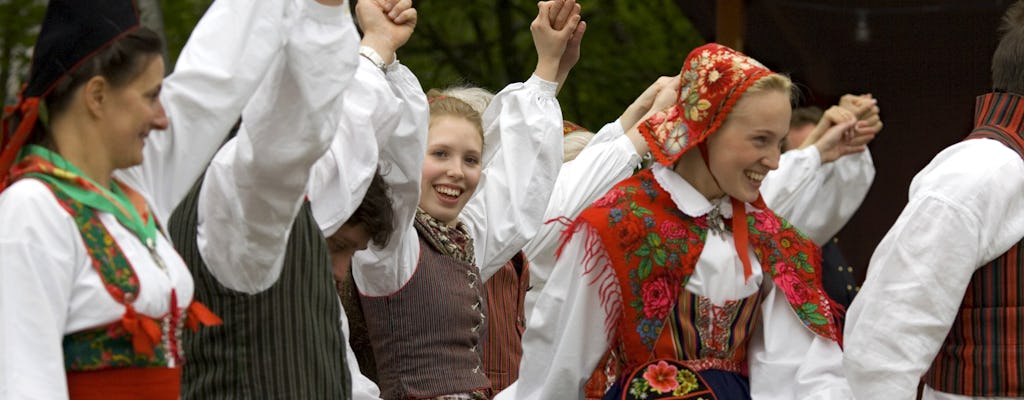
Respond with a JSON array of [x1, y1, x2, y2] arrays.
[[0, 0, 1015, 283]]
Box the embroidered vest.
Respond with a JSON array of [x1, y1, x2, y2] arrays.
[[168, 178, 351, 399], [924, 92, 1024, 396], [45, 182, 183, 372], [359, 233, 492, 399], [568, 170, 840, 374]]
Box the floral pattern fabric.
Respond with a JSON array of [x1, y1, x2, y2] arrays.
[[570, 170, 840, 374], [623, 359, 716, 400], [637, 43, 772, 166]]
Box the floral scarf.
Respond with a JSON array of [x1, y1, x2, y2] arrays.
[[414, 208, 476, 266]]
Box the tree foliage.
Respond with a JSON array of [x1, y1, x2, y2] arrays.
[[0, 0, 46, 105], [5, 0, 703, 131], [402, 0, 704, 130]]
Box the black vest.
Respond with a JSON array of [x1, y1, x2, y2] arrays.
[[169, 179, 351, 399]]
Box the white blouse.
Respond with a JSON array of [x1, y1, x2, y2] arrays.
[[844, 139, 1024, 400], [196, 0, 359, 294], [523, 120, 642, 319], [760, 147, 875, 245], [0, 0, 306, 397], [312, 57, 428, 400], [351, 75, 564, 296], [497, 164, 852, 400]]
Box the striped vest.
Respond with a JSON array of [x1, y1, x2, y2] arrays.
[[359, 234, 492, 399], [481, 252, 530, 393], [924, 92, 1024, 396], [169, 179, 351, 399]]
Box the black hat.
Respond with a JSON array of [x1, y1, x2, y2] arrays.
[[1, 0, 139, 189], [26, 0, 140, 98]]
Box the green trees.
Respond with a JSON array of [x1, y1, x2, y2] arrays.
[[4, 1, 702, 130]]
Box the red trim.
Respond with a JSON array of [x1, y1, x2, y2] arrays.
[[66, 367, 180, 400]]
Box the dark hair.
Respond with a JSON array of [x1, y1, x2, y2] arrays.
[[993, 0, 1024, 94], [790, 106, 823, 128], [348, 170, 396, 247], [28, 27, 163, 146]]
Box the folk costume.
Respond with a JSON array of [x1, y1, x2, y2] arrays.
[[309, 49, 431, 399], [350, 75, 564, 400], [0, 0, 307, 396], [166, 1, 363, 398], [845, 92, 1024, 400], [497, 44, 849, 400]]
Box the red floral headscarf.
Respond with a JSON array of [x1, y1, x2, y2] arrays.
[[638, 43, 778, 282], [563, 120, 589, 136], [638, 43, 773, 166]]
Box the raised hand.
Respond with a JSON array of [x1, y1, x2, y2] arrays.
[[356, 0, 417, 64], [807, 106, 862, 163], [531, 0, 582, 82], [621, 75, 679, 130]]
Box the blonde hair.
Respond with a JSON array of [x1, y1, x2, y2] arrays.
[[426, 88, 485, 145], [563, 130, 595, 162], [745, 73, 797, 104]]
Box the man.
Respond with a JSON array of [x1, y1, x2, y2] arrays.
[[844, 2, 1024, 398]]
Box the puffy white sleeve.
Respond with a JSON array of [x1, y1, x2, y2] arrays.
[[583, 119, 626, 148], [346, 61, 430, 297], [195, 0, 359, 294], [747, 283, 852, 399], [0, 181, 80, 400], [843, 140, 1024, 400], [523, 133, 640, 303], [116, 0, 296, 223], [461, 75, 564, 281], [309, 57, 417, 237], [761, 147, 875, 245], [495, 225, 613, 400]]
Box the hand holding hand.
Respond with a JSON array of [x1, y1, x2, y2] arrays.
[[809, 106, 862, 163], [531, 0, 582, 82], [625, 76, 681, 155]]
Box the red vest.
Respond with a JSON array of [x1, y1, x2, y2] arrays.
[[565, 170, 840, 373], [924, 92, 1024, 396]]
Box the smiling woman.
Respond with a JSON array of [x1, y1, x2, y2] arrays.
[[0, 0, 305, 398], [502, 43, 857, 400]]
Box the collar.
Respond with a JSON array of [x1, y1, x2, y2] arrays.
[[651, 164, 745, 219], [974, 92, 1024, 135]]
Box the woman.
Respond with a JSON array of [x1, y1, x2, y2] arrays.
[[498, 43, 855, 400], [0, 0, 312, 397], [348, 1, 581, 398]]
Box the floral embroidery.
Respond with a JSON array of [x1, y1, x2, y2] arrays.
[[637, 43, 773, 166], [753, 210, 780, 234], [624, 359, 712, 400], [572, 170, 840, 373], [642, 361, 679, 393], [641, 276, 674, 320]]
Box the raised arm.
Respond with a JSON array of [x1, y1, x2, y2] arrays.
[[463, 0, 581, 280], [196, 0, 359, 294], [117, 0, 296, 222]]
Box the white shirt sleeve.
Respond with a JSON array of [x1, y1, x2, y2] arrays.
[[761, 147, 875, 245], [310, 57, 421, 237], [0, 184, 79, 400], [496, 225, 612, 400], [747, 284, 853, 399], [115, 0, 297, 223], [583, 119, 626, 148], [196, 0, 359, 294], [523, 133, 640, 317], [462, 75, 564, 281], [844, 139, 1024, 400], [345, 61, 430, 297]]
